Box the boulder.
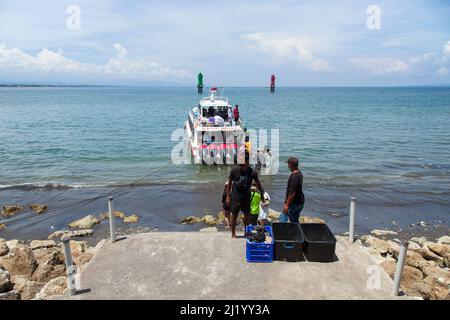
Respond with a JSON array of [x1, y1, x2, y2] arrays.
[[32, 247, 62, 265], [381, 260, 423, 296], [1, 206, 23, 217], [36, 276, 67, 300], [199, 227, 219, 233], [0, 290, 21, 300], [31, 250, 66, 283], [0, 244, 37, 277], [11, 275, 43, 300], [123, 214, 139, 224], [360, 235, 399, 255], [72, 251, 93, 267], [179, 216, 202, 224], [408, 241, 421, 250], [5, 240, 24, 251], [421, 266, 450, 282], [30, 204, 47, 214], [202, 215, 218, 226], [48, 229, 93, 240], [413, 248, 444, 266], [426, 242, 449, 257], [411, 237, 427, 244], [371, 229, 398, 237], [217, 211, 226, 224], [300, 216, 326, 224], [29, 240, 56, 250], [437, 236, 450, 245], [422, 276, 450, 300], [396, 250, 432, 270], [443, 253, 450, 268], [0, 239, 9, 256], [70, 241, 88, 253], [0, 268, 12, 293], [68, 215, 100, 229], [0, 224, 5, 230]]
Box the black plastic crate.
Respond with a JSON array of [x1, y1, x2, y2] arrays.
[[272, 223, 305, 262], [301, 223, 337, 263]]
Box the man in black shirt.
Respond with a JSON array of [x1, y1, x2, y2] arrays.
[[281, 157, 305, 223], [226, 152, 264, 238]]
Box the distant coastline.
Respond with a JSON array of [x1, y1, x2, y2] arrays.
[[0, 84, 121, 88]]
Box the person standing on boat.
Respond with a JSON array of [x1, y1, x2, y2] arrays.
[[225, 151, 264, 238], [228, 106, 234, 126], [233, 105, 239, 124], [281, 157, 305, 223]]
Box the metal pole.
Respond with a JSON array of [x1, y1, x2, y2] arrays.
[[108, 197, 116, 243], [62, 238, 76, 295], [392, 241, 409, 296], [349, 197, 356, 243]]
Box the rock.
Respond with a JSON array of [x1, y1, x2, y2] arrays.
[[410, 282, 434, 300], [202, 215, 218, 226], [443, 253, 450, 268], [11, 275, 43, 300], [30, 204, 48, 214], [123, 214, 139, 224], [5, 239, 23, 251], [0, 290, 21, 300], [437, 236, 450, 245], [300, 216, 326, 224], [0, 268, 12, 293], [72, 251, 93, 267], [413, 248, 444, 266], [422, 276, 450, 300], [371, 229, 398, 237], [29, 240, 56, 250], [411, 237, 427, 244], [31, 250, 66, 283], [70, 241, 88, 253], [408, 241, 421, 250], [426, 242, 449, 257], [0, 239, 9, 256], [0, 224, 5, 230], [199, 227, 219, 233], [1, 206, 23, 217], [397, 250, 430, 270], [48, 229, 93, 240], [421, 266, 450, 281], [0, 244, 37, 277], [267, 209, 281, 220], [179, 216, 202, 224], [36, 276, 67, 299], [360, 235, 399, 255], [32, 247, 62, 265], [68, 215, 100, 229], [217, 211, 226, 224], [381, 260, 423, 296]]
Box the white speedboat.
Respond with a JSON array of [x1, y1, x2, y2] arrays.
[[184, 87, 245, 164]]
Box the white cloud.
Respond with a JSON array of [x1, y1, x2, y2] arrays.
[[349, 58, 410, 75], [437, 67, 449, 76], [0, 43, 190, 79], [444, 41, 450, 57], [241, 33, 334, 72]]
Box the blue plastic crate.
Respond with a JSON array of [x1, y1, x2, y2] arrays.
[[245, 225, 274, 263]]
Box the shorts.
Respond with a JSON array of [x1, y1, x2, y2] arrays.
[[231, 196, 250, 216]]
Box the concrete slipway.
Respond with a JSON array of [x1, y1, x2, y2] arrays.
[[65, 232, 400, 300]]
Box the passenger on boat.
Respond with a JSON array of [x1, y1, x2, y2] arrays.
[[233, 105, 239, 124], [228, 107, 233, 125]]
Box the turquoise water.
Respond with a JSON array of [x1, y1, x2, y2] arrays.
[[0, 87, 449, 238]]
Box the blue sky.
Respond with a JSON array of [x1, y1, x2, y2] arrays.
[[0, 0, 449, 86]]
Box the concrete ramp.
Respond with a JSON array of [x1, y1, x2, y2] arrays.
[[69, 232, 395, 299]]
